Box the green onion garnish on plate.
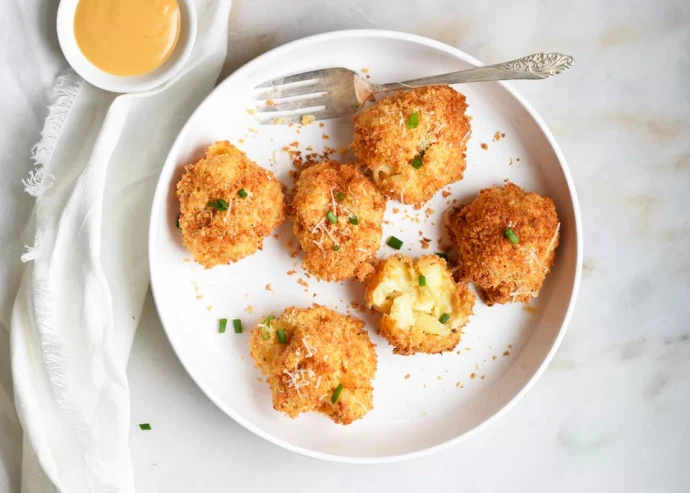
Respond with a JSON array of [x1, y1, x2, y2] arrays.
[[418, 275, 426, 286], [232, 319, 243, 334], [218, 318, 227, 333], [335, 191, 346, 202], [348, 214, 359, 225], [387, 236, 403, 250], [237, 188, 248, 198], [326, 210, 337, 224], [333, 245, 340, 251], [331, 383, 344, 404], [139, 423, 151, 431], [435, 252, 448, 260], [439, 313, 451, 324], [276, 329, 287, 344]]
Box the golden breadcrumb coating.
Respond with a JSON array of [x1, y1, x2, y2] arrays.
[[446, 183, 560, 305], [290, 161, 386, 281], [249, 305, 377, 425], [351, 86, 471, 205], [176, 141, 286, 268], [364, 255, 475, 355]]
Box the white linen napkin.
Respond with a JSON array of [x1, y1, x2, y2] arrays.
[[10, 1, 231, 491]]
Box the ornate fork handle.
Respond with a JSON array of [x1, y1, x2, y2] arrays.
[[375, 53, 574, 92]]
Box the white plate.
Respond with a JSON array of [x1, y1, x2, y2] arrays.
[[148, 30, 582, 462]]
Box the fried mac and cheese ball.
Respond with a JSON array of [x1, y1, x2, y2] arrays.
[[364, 255, 475, 355], [446, 183, 560, 305], [176, 141, 285, 268], [351, 86, 471, 205], [249, 305, 377, 425], [290, 161, 386, 281]]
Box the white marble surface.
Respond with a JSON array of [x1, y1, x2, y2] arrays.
[[2, 0, 690, 491]]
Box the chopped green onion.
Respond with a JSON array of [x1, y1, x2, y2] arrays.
[[418, 275, 426, 286], [333, 245, 340, 251], [504, 228, 519, 244], [439, 313, 451, 324], [435, 252, 448, 260], [331, 383, 344, 404], [176, 214, 181, 229], [233, 319, 243, 334], [276, 329, 287, 344], [387, 236, 403, 250], [407, 111, 419, 129], [139, 423, 151, 430], [218, 318, 227, 334], [410, 155, 423, 169], [207, 198, 229, 211], [348, 215, 359, 225], [326, 210, 338, 224], [335, 191, 346, 202], [260, 315, 275, 340], [237, 188, 248, 198]]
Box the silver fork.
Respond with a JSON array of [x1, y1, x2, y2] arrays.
[[254, 52, 574, 124]]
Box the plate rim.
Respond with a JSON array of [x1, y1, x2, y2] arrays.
[[148, 28, 583, 464]]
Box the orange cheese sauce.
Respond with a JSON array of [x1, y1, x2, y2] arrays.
[[74, 0, 181, 76]]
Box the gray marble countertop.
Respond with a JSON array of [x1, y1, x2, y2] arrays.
[[2, 0, 689, 491]]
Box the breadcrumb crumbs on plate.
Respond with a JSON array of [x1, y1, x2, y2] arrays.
[[301, 114, 315, 125], [509, 158, 513, 166], [470, 373, 477, 379], [493, 130, 503, 141], [404, 374, 411, 380], [413, 203, 422, 211], [297, 278, 309, 288], [246, 109, 255, 115], [437, 376, 442, 380], [492, 355, 497, 360], [503, 351, 511, 356], [265, 284, 272, 291], [272, 233, 279, 239], [516, 157, 521, 162], [265, 99, 275, 106], [509, 344, 513, 349], [206, 305, 212, 311], [418, 230, 423, 236], [246, 305, 253, 314], [183, 258, 190, 263], [425, 208, 434, 216], [481, 375, 486, 380], [456, 381, 461, 387], [420, 237, 431, 249], [338, 147, 348, 155], [286, 269, 297, 276], [322, 133, 330, 140], [195, 295, 203, 300], [480, 143, 489, 150], [361, 67, 369, 73], [442, 190, 452, 198], [523, 305, 538, 314], [319, 122, 324, 128], [464, 347, 471, 351]]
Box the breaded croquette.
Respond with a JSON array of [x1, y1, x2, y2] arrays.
[[351, 86, 471, 205], [249, 305, 377, 425], [176, 141, 286, 268], [290, 161, 386, 281], [365, 255, 475, 355], [446, 183, 560, 305]]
